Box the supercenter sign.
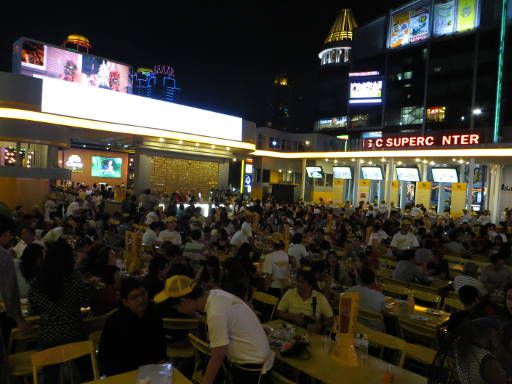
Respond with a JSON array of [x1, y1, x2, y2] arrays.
[[363, 133, 480, 149]]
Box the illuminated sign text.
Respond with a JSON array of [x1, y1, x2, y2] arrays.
[[363, 134, 480, 149]]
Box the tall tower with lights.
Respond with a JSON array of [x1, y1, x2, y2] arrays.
[[315, 8, 357, 134]]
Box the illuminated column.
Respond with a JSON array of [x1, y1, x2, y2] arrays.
[[421, 163, 428, 182], [466, 159, 475, 211], [384, 159, 395, 217], [300, 158, 306, 201], [438, 184, 447, 214], [488, 164, 504, 224], [352, 159, 361, 205], [240, 159, 245, 193], [134, 149, 152, 194]]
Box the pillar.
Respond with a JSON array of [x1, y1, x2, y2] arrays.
[[488, 164, 504, 224], [352, 159, 361, 205], [300, 158, 306, 202], [466, 158, 475, 211], [384, 159, 394, 217], [134, 149, 152, 194]]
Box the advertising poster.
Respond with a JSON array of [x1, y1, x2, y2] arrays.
[[415, 182, 432, 209], [333, 178, 345, 203], [358, 179, 371, 203], [450, 182, 467, 217], [409, 6, 430, 43], [434, 0, 456, 36], [19, 39, 132, 93], [457, 0, 477, 32], [390, 10, 410, 48], [390, 180, 400, 208]]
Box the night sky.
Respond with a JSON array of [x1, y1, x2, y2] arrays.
[[0, 1, 403, 125]]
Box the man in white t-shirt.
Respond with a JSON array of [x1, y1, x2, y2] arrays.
[[155, 276, 274, 384], [390, 219, 419, 252], [158, 216, 182, 246], [230, 221, 252, 248], [11, 227, 43, 258], [66, 198, 81, 218], [142, 222, 161, 247], [262, 232, 290, 296], [288, 233, 308, 268], [367, 223, 389, 247]]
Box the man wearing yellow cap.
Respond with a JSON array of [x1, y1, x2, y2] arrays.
[[155, 275, 274, 384], [390, 218, 419, 252], [157, 216, 182, 246], [262, 232, 290, 297]]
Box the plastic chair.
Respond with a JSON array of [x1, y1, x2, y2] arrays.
[[412, 290, 442, 309], [404, 342, 437, 365], [398, 317, 438, 349], [162, 318, 199, 359], [83, 309, 117, 336], [377, 268, 393, 278], [358, 309, 385, 330], [356, 322, 407, 366], [188, 334, 212, 384], [252, 291, 279, 322], [89, 330, 102, 355], [382, 284, 409, 299], [7, 326, 39, 378], [272, 371, 296, 384], [443, 297, 464, 312], [444, 255, 463, 264], [31, 341, 99, 384]]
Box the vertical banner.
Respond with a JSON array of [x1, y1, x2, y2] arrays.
[[333, 178, 345, 203], [390, 10, 411, 48], [409, 6, 430, 43], [415, 181, 432, 210], [457, 0, 477, 32], [434, 0, 456, 36], [451, 182, 467, 217], [358, 180, 371, 203], [390, 180, 400, 208]]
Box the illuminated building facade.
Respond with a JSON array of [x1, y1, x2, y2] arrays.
[[132, 65, 180, 103], [317, 0, 512, 146]]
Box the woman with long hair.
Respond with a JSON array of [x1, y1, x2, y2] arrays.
[[29, 239, 90, 349], [454, 318, 507, 384], [195, 256, 224, 290]]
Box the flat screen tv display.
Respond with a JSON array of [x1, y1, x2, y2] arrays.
[[432, 168, 458, 183], [306, 166, 324, 179], [333, 166, 352, 180], [361, 166, 383, 181], [91, 156, 122, 178], [349, 80, 383, 104], [396, 167, 420, 182]]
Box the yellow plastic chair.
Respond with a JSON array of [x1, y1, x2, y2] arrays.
[[162, 318, 199, 359], [398, 317, 438, 349], [448, 290, 459, 300], [188, 334, 212, 384], [380, 258, 397, 270], [83, 309, 117, 336], [444, 255, 463, 264], [412, 290, 442, 309], [31, 341, 99, 384], [252, 291, 279, 322], [89, 330, 102, 355], [404, 342, 437, 365], [356, 322, 407, 366], [376, 268, 393, 279], [409, 282, 440, 296], [443, 297, 464, 312], [382, 284, 409, 299], [358, 309, 385, 324], [272, 371, 296, 384], [7, 326, 39, 379]]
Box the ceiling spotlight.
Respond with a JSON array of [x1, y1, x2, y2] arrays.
[[159, 138, 164, 142], [288, 170, 292, 174], [472, 108, 482, 116], [226, 147, 231, 151], [452, 158, 457, 162], [195, 143, 200, 147], [397, 161, 403, 165], [334, 160, 338, 164], [325, 158, 329, 162], [430, 161, 435, 166], [278, 169, 282, 173], [178, 140, 183, 144], [272, 140, 277, 146], [368, 161, 373, 165], [458, 159, 464, 164], [422, 160, 428, 164], [360, 160, 365, 164], [381, 157, 386, 162], [232, 158, 237, 162], [351, 158, 356, 162], [305, 140, 310, 145], [415, 158, 421, 162], [211, 145, 216, 149]]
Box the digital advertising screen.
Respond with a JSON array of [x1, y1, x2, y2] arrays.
[[396, 167, 421, 182], [15, 38, 132, 93], [432, 168, 459, 183], [361, 166, 384, 181], [349, 80, 383, 104], [306, 166, 324, 179], [333, 166, 353, 180], [91, 156, 123, 178]]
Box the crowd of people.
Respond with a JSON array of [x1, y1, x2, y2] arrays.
[[2, 186, 512, 383]]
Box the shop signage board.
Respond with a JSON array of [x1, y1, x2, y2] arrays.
[[362, 133, 480, 150], [357, 179, 371, 203]]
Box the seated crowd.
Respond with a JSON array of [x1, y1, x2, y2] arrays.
[[2, 187, 512, 383]]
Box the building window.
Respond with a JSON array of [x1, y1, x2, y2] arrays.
[[427, 106, 446, 122], [400, 106, 424, 125]]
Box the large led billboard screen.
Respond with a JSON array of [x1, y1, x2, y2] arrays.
[[14, 37, 132, 93], [349, 80, 383, 104]]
